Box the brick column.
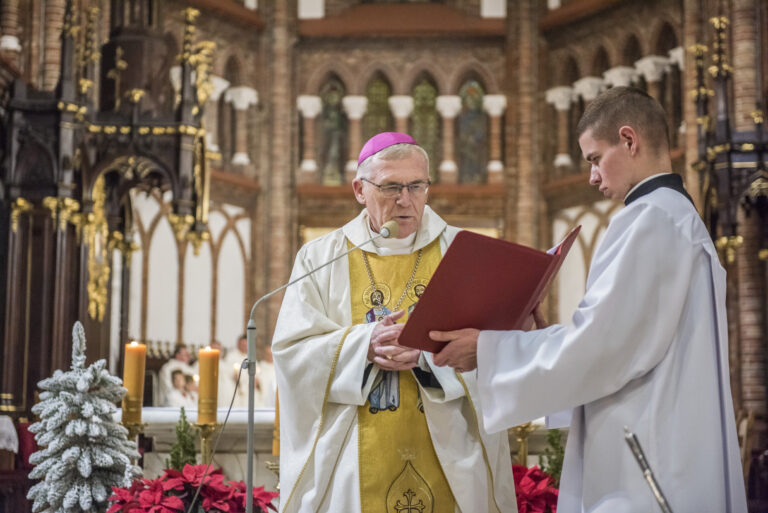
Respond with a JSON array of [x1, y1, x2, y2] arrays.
[[603, 66, 638, 88], [545, 86, 575, 172], [483, 94, 507, 184], [388, 95, 414, 134], [634, 55, 670, 101], [515, 0, 538, 247], [204, 76, 231, 158], [732, 0, 766, 446], [296, 95, 323, 184], [342, 95, 367, 182], [436, 95, 461, 184], [225, 86, 259, 166], [43, 0, 66, 90], [267, 0, 294, 338], [0, 0, 22, 66]]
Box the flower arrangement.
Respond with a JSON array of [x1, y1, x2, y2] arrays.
[[107, 463, 278, 513], [513, 464, 559, 513]]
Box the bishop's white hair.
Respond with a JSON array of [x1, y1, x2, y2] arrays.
[[356, 143, 430, 179]]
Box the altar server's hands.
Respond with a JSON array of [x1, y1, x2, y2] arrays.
[[369, 310, 421, 370], [430, 328, 480, 372]]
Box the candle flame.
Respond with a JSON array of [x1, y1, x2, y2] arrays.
[[129, 340, 139, 346], [193, 374, 200, 383]]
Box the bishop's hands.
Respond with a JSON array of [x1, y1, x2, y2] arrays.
[[368, 310, 421, 371]]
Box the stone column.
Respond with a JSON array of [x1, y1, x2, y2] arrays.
[[634, 55, 670, 101], [0, 0, 22, 66], [545, 86, 574, 172], [602, 66, 638, 88], [296, 95, 323, 184], [203, 76, 231, 158], [483, 94, 507, 184], [388, 95, 414, 134], [572, 76, 605, 104], [342, 95, 367, 182], [43, 0, 66, 90], [225, 86, 259, 166], [436, 95, 462, 184]]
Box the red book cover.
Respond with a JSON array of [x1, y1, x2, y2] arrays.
[[399, 225, 581, 353]]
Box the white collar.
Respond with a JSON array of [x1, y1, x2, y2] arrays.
[[342, 205, 447, 255], [624, 172, 671, 201]]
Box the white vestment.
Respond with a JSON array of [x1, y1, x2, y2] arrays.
[[477, 186, 747, 513], [273, 206, 516, 513]]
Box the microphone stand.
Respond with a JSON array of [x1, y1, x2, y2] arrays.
[[245, 222, 397, 513]]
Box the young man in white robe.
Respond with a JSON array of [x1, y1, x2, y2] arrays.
[[431, 87, 747, 513], [272, 132, 516, 513]]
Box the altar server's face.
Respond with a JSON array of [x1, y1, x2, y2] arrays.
[[579, 127, 636, 200], [353, 152, 430, 238]]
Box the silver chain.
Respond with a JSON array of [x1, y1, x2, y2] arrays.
[[362, 249, 423, 312]]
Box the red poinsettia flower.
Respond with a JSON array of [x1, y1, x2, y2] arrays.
[[230, 482, 279, 512], [107, 485, 141, 513], [137, 480, 185, 513], [513, 465, 558, 513]]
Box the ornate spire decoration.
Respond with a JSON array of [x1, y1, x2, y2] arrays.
[[694, 9, 768, 263]]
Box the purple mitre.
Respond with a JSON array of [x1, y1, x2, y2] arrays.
[[357, 132, 418, 166]]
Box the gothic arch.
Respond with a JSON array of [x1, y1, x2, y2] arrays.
[[448, 63, 498, 94], [652, 20, 679, 55], [562, 55, 580, 85], [215, 48, 247, 82], [403, 61, 450, 95], [591, 46, 611, 76], [621, 34, 644, 66], [356, 62, 401, 95], [304, 60, 355, 95]]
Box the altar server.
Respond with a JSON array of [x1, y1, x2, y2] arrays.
[[432, 87, 747, 513]]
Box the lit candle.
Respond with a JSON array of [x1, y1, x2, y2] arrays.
[[272, 389, 280, 456], [122, 341, 146, 424], [197, 346, 220, 425]]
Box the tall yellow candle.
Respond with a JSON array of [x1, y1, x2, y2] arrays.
[[121, 341, 146, 424], [197, 346, 219, 425]]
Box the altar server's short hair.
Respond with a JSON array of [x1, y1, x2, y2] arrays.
[[576, 86, 670, 154]]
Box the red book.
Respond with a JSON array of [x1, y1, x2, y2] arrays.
[[399, 225, 581, 353]]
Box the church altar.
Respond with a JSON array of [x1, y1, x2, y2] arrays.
[[122, 407, 561, 488]]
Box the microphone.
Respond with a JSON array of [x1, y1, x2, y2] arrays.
[[243, 219, 398, 513]]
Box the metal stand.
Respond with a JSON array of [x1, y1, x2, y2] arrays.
[[512, 421, 537, 465]]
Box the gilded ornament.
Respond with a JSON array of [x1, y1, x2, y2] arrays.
[[85, 176, 111, 322], [752, 110, 765, 124], [168, 213, 195, 241], [186, 230, 211, 256], [126, 88, 146, 104], [107, 46, 128, 110], [715, 236, 743, 265], [10, 198, 33, 233], [748, 177, 768, 199]]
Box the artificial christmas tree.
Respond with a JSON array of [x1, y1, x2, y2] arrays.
[[26, 322, 142, 513]]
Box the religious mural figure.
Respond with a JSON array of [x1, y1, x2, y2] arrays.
[[457, 79, 488, 184]]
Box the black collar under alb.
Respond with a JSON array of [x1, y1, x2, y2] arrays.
[[624, 173, 694, 206]]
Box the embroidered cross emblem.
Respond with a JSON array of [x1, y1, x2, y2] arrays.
[[394, 489, 426, 513]]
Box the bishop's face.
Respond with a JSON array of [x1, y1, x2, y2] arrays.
[[352, 153, 430, 238], [579, 129, 635, 200]]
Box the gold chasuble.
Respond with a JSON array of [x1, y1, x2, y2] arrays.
[[348, 238, 456, 513]]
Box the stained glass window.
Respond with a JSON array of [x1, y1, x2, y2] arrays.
[[410, 77, 440, 180], [318, 76, 348, 185], [457, 79, 488, 184], [362, 75, 393, 145]]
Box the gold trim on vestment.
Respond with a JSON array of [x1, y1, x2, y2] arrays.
[[455, 373, 502, 513], [282, 326, 353, 512]]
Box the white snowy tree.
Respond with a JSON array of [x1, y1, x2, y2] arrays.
[[27, 322, 142, 513]]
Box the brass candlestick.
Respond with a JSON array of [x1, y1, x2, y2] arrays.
[[265, 461, 280, 491], [512, 421, 537, 466], [197, 423, 218, 465], [122, 421, 146, 464]]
